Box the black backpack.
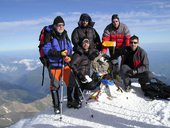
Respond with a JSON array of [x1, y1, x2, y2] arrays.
[[142, 78, 170, 100]]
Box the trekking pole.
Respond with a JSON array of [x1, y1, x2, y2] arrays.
[[71, 70, 94, 118], [41, 65, 45, 86], [59, 59, 65, 121]]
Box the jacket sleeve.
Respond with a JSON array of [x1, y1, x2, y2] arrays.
[[93, 29, 102, 51], [71, 29, 81, 51], [70, 53, 81, 74], [136, 50, 149, 73], [102, 26, 111, 53], [67, 40, 73, 57], [43, 32, 61, 57]]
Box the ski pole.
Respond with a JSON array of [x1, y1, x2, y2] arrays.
[[71, 70, 94, 118], [60, 59, 65, 120], [41, 65, 45, 86]]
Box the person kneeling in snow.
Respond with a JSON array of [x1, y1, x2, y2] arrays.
[[116, 35, 153, 92], [69, 38, 99, 107]]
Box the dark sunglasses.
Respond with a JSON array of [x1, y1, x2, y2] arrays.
[[130, 41, 138, 44]]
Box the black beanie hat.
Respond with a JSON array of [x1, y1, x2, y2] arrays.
[[53, 16, 65, 25], [111, 14, 119, 21]]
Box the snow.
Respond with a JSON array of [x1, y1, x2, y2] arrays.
[[2, 106, 11, 113], [9, 83, 170, 128]]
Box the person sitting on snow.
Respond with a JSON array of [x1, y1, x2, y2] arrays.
[[69, 38, 99, 107], [116, 35, 153, 92]]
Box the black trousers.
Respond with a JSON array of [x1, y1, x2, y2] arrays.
[[120, 65, 153, 86]]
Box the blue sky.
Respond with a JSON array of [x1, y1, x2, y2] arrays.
[[0, 0, 170, 51]]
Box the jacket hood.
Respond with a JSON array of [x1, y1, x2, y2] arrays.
[[78, 13, 95, 27]]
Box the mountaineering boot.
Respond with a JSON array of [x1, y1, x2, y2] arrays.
[[67, 100, 82, 109], [54, 106, 60, 114], [74, 100, 82, 109], [67, 100, 73, 108], [50, 85, 60, 114]]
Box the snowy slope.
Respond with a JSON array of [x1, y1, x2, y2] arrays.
[[10, 83, 170, 128]]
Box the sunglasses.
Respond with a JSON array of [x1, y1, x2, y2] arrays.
[[130, 41, 138, 44]]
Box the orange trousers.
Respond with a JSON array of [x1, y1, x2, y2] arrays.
[[50, 66, 71, 86]]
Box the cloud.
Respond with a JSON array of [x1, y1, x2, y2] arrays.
[[0, 64, 17, 73], [13, 59, 41, 71], [149, 1, 170, 9], [0, 17, 52, 30], [0, 11, 170, 33]]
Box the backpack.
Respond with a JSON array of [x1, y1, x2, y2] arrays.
[[38, 26, 50, 86], [91, 53, 111, 76], [38, 26, 48, 66], [142, 78, 170, 100]]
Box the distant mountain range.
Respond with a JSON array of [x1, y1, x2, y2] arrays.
[[0, 78, 52, 127], [0, 51, 51, 128], [0, 50, 69, 127], [0, 96, 51, 128]]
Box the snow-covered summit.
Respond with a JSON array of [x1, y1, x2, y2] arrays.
[[10, 83, 170, 128]]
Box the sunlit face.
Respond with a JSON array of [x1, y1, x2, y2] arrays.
[[112, 18, 120, 28], [82, 39, 90, 51], [130, 39, 139, 51], [81, 20, 89, 27], [54, 23, 64, 33]]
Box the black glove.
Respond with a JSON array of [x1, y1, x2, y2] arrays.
[[48, 49, 60, 57], [127, 69, 137, 77]]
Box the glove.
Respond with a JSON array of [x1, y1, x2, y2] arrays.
[[48, 49, 60, 57], [127, 69, 137, 76], [64, 56, 71, 63], [81, 75, 92, 83], [85, 75, 92, 83], [60, 50, 68, 57]]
